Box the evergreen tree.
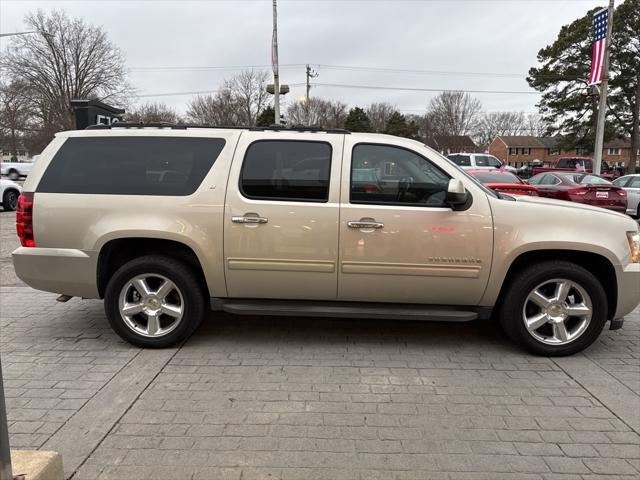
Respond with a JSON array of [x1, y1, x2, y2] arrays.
[[383, 111, 420, 139], [256, 106, 275, 126], [344, 107, 372, 132]]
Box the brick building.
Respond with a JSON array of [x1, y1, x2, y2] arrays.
[[425, 135, 478, 155], [489, 135, 637, 168]]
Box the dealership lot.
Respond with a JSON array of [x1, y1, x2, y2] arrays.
[[0, 210, 639, 479]]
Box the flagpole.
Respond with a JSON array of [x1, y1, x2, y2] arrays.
[[272, 0, 281, 125], [593, 0, 615, 175]]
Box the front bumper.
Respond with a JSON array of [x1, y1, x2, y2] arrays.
[[12, 246, 99, 298], [615, 262, 640, 319]]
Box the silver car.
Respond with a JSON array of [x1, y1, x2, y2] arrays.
[[613, 174, 640, 218]]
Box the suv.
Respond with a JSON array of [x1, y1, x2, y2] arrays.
[[447, 153, 517, 173], [12, 124, 640, 356]]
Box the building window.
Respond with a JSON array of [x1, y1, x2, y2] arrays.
[[508, 147, 518, 155], [576, 147, 587, 155], [548, 148, 560, 155], [17, 150, 26, 157], [607, 148, 620, 155], [522, 147, 531, 155]]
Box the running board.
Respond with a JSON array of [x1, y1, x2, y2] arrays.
[[211, 299, 479, 322]]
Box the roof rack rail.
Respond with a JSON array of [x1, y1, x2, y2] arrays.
[[85, 122, 351, 134]]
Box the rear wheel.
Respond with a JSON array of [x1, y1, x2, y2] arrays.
[[499, 261, 608, 356], [7, 170, 19, 180], [104, 255, 206, 348], [2, 189, 19, 211]]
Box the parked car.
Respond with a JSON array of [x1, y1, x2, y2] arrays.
[[466, 170, 538, 196], [528, 172, 627, 213], [1, 160, 35, 180], [531, 157, 620, 180], [447, 153, 517, 173], [12, 124, 640, 356], [613, 174, 640, 218], [1, 179, 21, 211]]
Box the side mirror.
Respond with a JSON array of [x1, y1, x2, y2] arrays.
[[446, 179, 471, 210]]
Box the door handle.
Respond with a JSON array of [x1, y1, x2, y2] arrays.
[[347, 221, 384, 229], [232, 215, 268, 224]]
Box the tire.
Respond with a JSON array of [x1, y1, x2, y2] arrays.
[[2, 189, 19, 211], [104, 255, 206, 348], [498, 260, 608, 356], [8, 170, 19, 181]]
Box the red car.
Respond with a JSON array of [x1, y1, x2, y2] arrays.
[[528, 172, 627, 213], [467, 170, 539, 196]]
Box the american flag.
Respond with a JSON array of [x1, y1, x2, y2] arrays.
[[588, 8, 608, 85]]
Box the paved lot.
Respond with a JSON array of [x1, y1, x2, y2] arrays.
[[1, 210, 639, 480]]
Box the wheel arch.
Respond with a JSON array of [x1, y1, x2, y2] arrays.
[[97, 237, 209, 299], [494, 249, 617, 320]]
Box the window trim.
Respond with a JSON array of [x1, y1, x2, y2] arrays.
[[349, 142, 453, 208], [508, 147, 518, 156], [238, 139, 333, 204]]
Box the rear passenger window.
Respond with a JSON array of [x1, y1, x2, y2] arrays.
[[37, 137, 225, 196], [240, 140, 332, 202], [448, 155, 471, 167]]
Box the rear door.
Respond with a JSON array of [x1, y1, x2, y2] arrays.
[[224, 132, 343, 300]]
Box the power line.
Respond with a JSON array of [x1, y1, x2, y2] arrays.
[[130, 64, 304, 72], [135, 83, 306, 98], [310, 82, 540, 95]]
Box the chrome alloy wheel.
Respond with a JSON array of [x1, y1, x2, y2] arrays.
[[118, 274, 184, 338], [522, 278, 592, 346]]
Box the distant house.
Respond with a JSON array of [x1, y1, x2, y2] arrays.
[[426, 135, 478, 155], [0, 143, 30, 162]]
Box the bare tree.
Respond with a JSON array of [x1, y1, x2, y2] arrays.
[[286, 98, 347, 128], [125, 102, 181, 123], [427, 91, 482, 137], [0, 81, 35, 158], [474, 112, 526, 147], [226, 70, 270, 126], [186, 70, 269, 126], [0, 10, 129, 132], [524, 113, 549, 137], [366, 102, 397, 132]]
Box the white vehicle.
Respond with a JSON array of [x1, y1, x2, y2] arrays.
[[1, 179, 21, 211], [447, 153, 517, 173], [613, 174, 640, 218], [1, 160, 34, 180]]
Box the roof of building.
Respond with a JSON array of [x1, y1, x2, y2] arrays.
[[603, 138, 631, 149], [496, 136, 545, 148], [426, 135, 476, 149]]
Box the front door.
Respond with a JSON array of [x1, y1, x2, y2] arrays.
[[338, 139, 493, 305], [224, 132, 343, 300]]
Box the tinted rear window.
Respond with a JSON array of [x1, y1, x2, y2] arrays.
[[240, 140, 332, 202], [37, 136, 225, 195], [473, 172, 520, 184]]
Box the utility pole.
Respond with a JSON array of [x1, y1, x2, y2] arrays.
[[271, 0, 281, 125], [593, 0, 615, 175], [305, 65, 318, 126]]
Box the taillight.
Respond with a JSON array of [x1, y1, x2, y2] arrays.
[[568, 188, 588, 196], [616, 189, 627, 197], [16, 192, 35, 247]]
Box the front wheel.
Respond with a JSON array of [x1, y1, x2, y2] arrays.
[[8, 170, 19, 180], [499, 261, 608, 356], [104, 255, 206, 348]]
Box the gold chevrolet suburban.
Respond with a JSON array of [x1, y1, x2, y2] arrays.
[[12, 124, 640, 355]]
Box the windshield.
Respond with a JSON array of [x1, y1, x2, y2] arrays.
[[473, 172, 521, 184]]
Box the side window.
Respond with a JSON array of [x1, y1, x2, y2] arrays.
[[475, 155, 489, 167], [543, 175, 560, 185], [37, 137, 226, 196], [629, 177, 640, 188], [529, 175, 545, 185], [240, 140, 332, 202], [448, 155, 471, 167], [486, 156, 502, 167], [351, 144, 450, 207]]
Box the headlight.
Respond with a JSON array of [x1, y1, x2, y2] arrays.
[[627, 231, 640, 263]]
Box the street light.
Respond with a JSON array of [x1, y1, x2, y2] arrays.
[[0, 30, 52, 38]]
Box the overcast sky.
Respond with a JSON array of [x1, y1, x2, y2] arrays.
[[1, 0, 605, 116]]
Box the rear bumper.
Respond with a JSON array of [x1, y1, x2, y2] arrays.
[[12, 246, 99, 298], [615, 263, 640, 319]]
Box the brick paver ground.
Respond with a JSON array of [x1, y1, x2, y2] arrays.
[[1, 211, 639, 479]]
